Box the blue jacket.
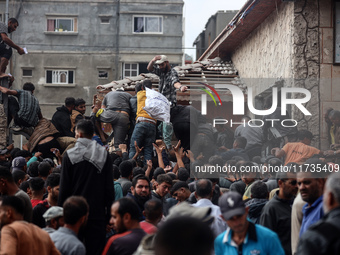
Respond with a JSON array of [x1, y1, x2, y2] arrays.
[[214, 221, 285, 255], [299, 195, 323, 237]]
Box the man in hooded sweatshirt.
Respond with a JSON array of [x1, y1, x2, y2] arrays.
[[245, 181, 268, 224], [58, 119, 115, 255]]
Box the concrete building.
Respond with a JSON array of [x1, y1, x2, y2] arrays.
[[193, 10, 238, 60], [0, 0, 183, 119], [199, 0, 338, 150]]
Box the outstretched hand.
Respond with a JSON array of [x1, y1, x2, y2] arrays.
[[153, 143, 165, 154], [135, 141, 144, 154]]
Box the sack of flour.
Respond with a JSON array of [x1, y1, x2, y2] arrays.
[[143, 87, 170, 123]]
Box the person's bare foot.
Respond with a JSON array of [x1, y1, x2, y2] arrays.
[[0, 73, 9, 78]]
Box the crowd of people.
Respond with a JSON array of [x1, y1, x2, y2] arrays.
[[1, 51, 340, 255]]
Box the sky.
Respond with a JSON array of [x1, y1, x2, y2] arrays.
[[183, 0, 248, 60]]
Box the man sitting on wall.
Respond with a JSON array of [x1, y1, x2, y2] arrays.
[[0, 82, 42, 132]]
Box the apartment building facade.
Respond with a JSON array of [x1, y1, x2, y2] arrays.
[[0, 0, 184, 117]]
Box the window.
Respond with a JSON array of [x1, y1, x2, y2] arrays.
[[123, 63, 139, 78], [22, 69, 33, 77], [100, 17, 110, 24], [0, 13, 4, 22], [139, 63, 148, 74], [47, 18, 75, 32], [133, 16, 163, 33], [98, 70, 108, 79], [46, 70, 74, 84], [335, 0, 340, 63]]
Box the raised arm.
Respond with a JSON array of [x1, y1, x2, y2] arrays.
[[1, 33, 25, 55], [147, 55, 161, 72], [0, 86, 18, 96]]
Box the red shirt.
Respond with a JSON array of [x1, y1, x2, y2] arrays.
[[31, 199, 43, 208], [140, 221, 157, 234], [102, 228, 146, 255]]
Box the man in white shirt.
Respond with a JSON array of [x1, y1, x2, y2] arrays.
[[192, 179, 227, 237]]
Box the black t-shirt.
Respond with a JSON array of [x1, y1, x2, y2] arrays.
[[103, 228, 146, 255], [32, 200, 50, 228]]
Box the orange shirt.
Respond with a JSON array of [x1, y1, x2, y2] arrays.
[[282, 142, 320, 165]]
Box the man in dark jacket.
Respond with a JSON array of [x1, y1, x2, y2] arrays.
[[170, 105, 201, 151], [51, 97, 75, 137], [151, 174, 172, 215], [58, 120, 115, 255], [245, 181, 268, 224], [297, 172, 340, 255], [191, 121, 216, 163], [260, 171, 298, 255]]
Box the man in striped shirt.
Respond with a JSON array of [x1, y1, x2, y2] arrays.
[[0, 82, 42, 131]]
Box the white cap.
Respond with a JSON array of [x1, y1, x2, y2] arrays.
[[155, 55, 168, 64]]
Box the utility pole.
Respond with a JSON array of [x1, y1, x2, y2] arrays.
[[114, 0, 120, 80], [5, 0, 9, 23], [0, 79, 10, 148]]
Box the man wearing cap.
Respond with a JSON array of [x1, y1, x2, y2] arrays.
[[147, 55, 187, 106], [215, 191, 285, 255], [272, 130, 324, 165], [42, 206, 64, 234], [147, 55, 187, 149], [11, 156, 27, 173]]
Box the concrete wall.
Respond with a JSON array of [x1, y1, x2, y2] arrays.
[[230, 1, 328, 149], [0, 0, 183, 120], [231, 2, 295, 96], [119, 0, 183, 66], [194, 10, 238, 60], [291, 0, 321, 147], [194, 31, 205, 60], [319, 0, 340, 149]]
